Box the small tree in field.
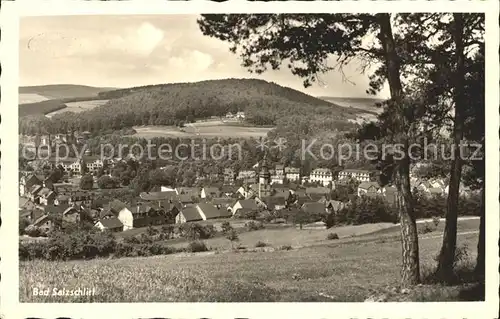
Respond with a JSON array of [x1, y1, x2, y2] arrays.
[[221, 221, 233, 234], [226, 229, 239, 249]]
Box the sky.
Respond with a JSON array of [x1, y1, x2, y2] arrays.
[[20, 15, 390, 98]]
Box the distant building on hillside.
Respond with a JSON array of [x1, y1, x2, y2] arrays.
[[285, 167, 300, 182], [309, 168, 333, 186], [338, 169, 377, 183], [236, 111, 245, 119]]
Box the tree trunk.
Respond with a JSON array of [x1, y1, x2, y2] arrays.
[[474, 185, 485, 280], [377, 13, 420, 287], [436, 13, 465, 282]]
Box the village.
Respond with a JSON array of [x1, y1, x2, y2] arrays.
[[19, 147, 460, 236]]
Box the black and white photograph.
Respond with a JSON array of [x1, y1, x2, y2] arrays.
[[1, 1, 498, 317]]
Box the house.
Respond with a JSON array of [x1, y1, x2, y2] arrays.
[[107, 200, 134, 231], [271, 174, 284, 184], [275, 164, 285, 176], [129, 202, 167, 227], [338, 169, 377, 183], [220, 185, 237, 197], [176, 187, 200, 198], [69, 191, 92, 206], [196, 203, 232, 220], [223, 168, 236, 184], [325, 200, 345, 213], [210, 198, 235, 210], [62, 206, 83, 225], [19, 198, 36, 211], [160, 186, 177, 192], [176, 207, 203, 224], [309, 168, 333, 186], [68, 160, 82, 175], [236, 170, 257, 183], [236, 185, 252, 199], [284, 167, 300, 182], [84, 157, 104, 174], [358, 182, 381, 197], [231, 199, 260, 215], [27, 214, 53, 234], [39, 190, 57, 206], [178, 194, 195, 206], [140, 191, 179, 203], [201, 187, 220, 199], [95, 217, 123, 232], [236, 111, 245, 119], [258, 196, 286, 211], [20, 174, 42, 197], [27, 185, 43, 203]]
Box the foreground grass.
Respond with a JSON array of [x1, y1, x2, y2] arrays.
[[20, 222, 480, 302]]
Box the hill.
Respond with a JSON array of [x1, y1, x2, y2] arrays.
[[19, 84, 116, 100], [318, 96, 385, 114], [19, 79, 365, 135]]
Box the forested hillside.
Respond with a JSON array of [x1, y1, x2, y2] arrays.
[[19, 78, 363, 135]]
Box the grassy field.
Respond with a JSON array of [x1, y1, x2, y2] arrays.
[[131, 123, 273, 139], [19, 93, 50, 104], [19, 84, 115, 100], [19, 218, 481, 302], [45, 99, 109, 118]]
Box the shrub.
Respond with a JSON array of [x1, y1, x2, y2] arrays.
[[432, 216, 441, 227], [183, 223, 216, 240], [255, 241, 267, 247], [19, 218, 31, 235], [245, 221, 264, 231], [278, 244, 292, 251], [326, 233, 339, 240], [186, 240, 209, 253], [221, 221, 233, 234], [419, 222, 435, 235], [335, 196, 398, 225]]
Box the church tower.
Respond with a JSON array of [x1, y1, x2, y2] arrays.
[[258, 152, 271, 198]]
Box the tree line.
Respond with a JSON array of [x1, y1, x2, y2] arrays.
[[198, 13, 485, 286]]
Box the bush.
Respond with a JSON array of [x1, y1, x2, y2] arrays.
[[278, 244, 292, 251], [432, 216, 441, 227], [19, 218, 31, 235], [186, 240, 209, 253], [255, 241, 267, 247], [245, 221, 264, 231], [326, 233, 339, 240], [183, 223, 216, 240], [334, 196, 398, 225], [221, 221, 233, 234], [419, 222, 435, 235]]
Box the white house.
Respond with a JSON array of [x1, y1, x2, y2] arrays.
[[309, 168, 333, 186], [160, 186, 177, 193], [357, 182, 380, 196], [284, 167, 300, 182], [338, 169, 376, 182], [95, 217, 123, 232]]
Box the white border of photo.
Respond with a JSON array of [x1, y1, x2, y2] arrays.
[[1, 1, 498, 318]]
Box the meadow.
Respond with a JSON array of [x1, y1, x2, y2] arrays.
[[19, 218, 481, 302], [19, 93, 50, 104], [45, 99, 109, 118], [131, 123, 273, 139]]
